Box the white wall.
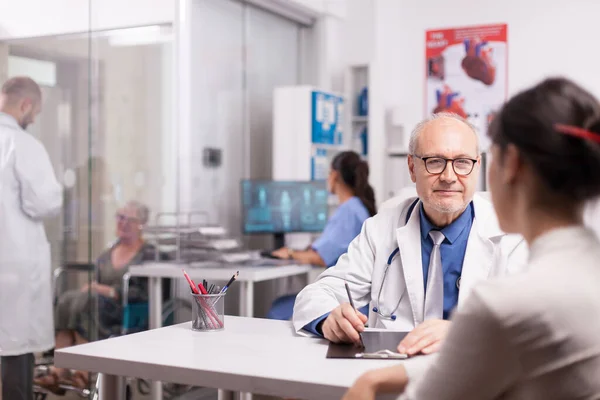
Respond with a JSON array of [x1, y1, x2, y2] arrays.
[[0, 0, 174, 39], [341, 0, 373, 66], [0, 44, 8, 83], [311, 0, 375, 91], [102, 43, 173, 245], [0, 0, 347, 41], [288, 0, 346, 19], [368, 0, 600, 201], [310, 16, 344, 92]]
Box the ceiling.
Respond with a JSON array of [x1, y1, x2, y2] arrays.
[[4, 25, 172, 61]]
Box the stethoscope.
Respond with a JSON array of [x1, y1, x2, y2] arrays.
[[372, 249, 462, 321], [372, 248, 403, 320], [371, 199, 463, 321]]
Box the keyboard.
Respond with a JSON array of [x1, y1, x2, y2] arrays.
[[244, 258, 290, 267], [259, 250, 280, 260], [221, 252, 254, 263], [220, 250, 287, 266]]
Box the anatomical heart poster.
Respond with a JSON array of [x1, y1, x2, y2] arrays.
[[425, 23, 507, 150]]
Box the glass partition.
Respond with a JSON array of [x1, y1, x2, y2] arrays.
[[1, 15, 99, 396], [1, 9, 174, 396], [4, 35, 97, 301], [1, 0, 307, 396]]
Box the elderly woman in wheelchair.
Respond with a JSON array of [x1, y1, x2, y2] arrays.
[[35, 200, 167, 394]]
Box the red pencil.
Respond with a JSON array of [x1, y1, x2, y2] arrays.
[[182, 269, 200, 294]]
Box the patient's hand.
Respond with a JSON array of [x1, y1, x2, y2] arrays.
[[81, 282, 115, 298], [397, 319, 451, 356], [343, 364, 409, 400], [342, 373, 377, 400], [80, 282, 94, 293]]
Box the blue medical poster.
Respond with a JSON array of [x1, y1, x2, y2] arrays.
[[311, 147, 330, 181], [312, 91, 344, 145]]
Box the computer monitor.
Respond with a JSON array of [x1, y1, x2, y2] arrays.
[[241, 180, 329, 247]]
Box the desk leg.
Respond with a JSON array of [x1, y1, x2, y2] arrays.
[[238, 282, 254, 400], [239, 281, 254, 317], [148, 277, 163, 400], [218, 389, 234, 400], [149, 276, 163, 329], [239, 392, 253, 400], [150, 381, 162, 400], [98, 373, 125, 400]]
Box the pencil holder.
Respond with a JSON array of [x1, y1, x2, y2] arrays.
[[191, 293, 226, 331]]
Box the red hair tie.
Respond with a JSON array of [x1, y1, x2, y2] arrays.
[[554, 123, 600, 144]]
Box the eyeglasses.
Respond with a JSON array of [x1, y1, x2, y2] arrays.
[[413, 156, 478, 176], [115, 213, 139, 224]]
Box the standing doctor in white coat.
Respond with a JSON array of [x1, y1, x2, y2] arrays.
[[0, 77, 63, 400], [293, 112, 526, 357]]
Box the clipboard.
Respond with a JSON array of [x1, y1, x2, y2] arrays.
[[326, 331, 410, 360]]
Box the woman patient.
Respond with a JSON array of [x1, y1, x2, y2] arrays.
[[36, 200, 160, 392], [343, 77, 600, 399]]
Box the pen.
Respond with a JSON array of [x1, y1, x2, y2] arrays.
[[220, 271, 239, 293], [344, 281, 365, 348], [197, 282, 208, 295]]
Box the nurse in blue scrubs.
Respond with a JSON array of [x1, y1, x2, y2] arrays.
[[267, 151, 377, 320]]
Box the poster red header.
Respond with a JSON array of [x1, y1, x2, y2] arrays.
[[426, 23, 507, 58]]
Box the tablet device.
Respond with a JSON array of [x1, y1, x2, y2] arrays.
[[326, 330, 410, 359]]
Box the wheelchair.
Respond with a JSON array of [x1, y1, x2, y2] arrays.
[[33, 262, 193, 400]]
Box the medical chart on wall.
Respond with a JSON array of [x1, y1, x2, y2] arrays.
[[425, 23, 507, 151], [310, 90, 345, 181], [311, 90, 344, 146], [311, 147, 330, 181]]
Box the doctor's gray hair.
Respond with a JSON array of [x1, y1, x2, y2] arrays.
[[408, 112, 480, 155], [125, 200, 150, 225]]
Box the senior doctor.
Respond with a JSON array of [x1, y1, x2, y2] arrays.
[[0, 77, 63, 400], [292, 112, 525, 356]]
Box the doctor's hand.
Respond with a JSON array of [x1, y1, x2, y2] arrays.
[[322, 303, 367, 345], [397, 319, 451, 356]]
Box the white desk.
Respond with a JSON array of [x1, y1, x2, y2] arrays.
[[128, 262, 313, 399], [56, 316, 399, 400], [129, 262, 313, 327]]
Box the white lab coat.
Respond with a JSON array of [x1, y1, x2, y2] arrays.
[[0, 112, 63, 356], [292, 192, 527, 334]]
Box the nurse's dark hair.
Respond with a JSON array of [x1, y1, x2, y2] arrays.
[[488, 77, 600, 203], [331, 151, 377, 216]]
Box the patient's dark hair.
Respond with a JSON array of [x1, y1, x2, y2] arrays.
[[488, 77, 600, 203], [331, 151, 377, 216]]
